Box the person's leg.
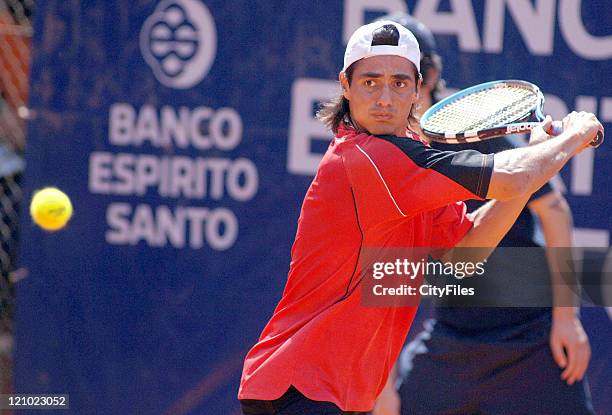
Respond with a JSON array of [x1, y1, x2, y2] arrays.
[[240, 397, 276, 415], [275, 387, 345, 415], [397, 320, 480, 415], [240, 386, 305, 415], [241, 386, 368, 415], [479, 339, 595, 415]]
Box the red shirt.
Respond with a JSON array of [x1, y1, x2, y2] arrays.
[[238, 125, 494, 411]]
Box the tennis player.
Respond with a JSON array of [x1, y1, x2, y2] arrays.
[[371, 14, 595, 415], [238, 20, 603, 415]]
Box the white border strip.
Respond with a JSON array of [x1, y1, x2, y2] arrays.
[[356, 144, 407, 217]]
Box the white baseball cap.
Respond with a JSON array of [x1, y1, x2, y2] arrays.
[[343, 20, 421, 73]]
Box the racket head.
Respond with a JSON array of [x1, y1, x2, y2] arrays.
[[420, 80, 545, 143]]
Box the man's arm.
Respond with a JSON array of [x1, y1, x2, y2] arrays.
[[487, 112, 602, 201], [453, 195, 530, 256], [454, 118, 551, 252], [529, 191, 591, 385], [456, 112, 602, 253], [372, 362, 400, 415]]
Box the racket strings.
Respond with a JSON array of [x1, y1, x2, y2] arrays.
[[423, 86, 538, 133]]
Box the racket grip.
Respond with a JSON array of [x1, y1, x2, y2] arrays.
[[549, 121, 563, 136], [590, 130, 604, 148], [547, 121, 604, 148]]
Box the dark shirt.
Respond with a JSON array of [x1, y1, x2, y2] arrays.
[[433, 136, 555, 333]]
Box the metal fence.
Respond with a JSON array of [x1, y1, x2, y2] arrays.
[[0, 0, 32, 396]]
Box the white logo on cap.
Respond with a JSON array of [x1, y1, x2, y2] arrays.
[[140, 0, 217, 89]]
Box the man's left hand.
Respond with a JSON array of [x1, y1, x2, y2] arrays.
[[529, 115, 554, 146], [549, 308, 591, 385]]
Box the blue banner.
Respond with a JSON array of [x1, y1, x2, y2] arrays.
[[17, 1, 611, 413]]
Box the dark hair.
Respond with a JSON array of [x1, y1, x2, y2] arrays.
[[316, 64, 355, 134], [316, 63, 421, 135], [371, 24, 400, 46], [420, 53, 444, 104]]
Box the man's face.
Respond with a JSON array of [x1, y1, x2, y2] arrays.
[[340, 55, 420, 136]]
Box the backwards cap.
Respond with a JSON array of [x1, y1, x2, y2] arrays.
[[343, 20, 421, 73], [378, 13, 437, 58]]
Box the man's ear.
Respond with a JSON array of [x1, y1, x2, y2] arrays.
[[339, 72, 351, 100]]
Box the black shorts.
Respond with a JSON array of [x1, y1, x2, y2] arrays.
[[396, 318, 595, 415], [240, 386, 368, 415]]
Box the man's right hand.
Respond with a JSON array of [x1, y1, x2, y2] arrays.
[[561, 111, 604, 151]]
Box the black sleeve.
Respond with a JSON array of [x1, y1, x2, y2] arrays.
[[378, 134, 494, 199], [530, 181, 554, 201]]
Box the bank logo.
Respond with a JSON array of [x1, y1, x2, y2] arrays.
[[140, 0, 216, 89]]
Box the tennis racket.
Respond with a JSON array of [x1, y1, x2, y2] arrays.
[[420, 80, 603, 147]]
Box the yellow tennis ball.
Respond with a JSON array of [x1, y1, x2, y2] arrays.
[[29, 187, 73, 231]]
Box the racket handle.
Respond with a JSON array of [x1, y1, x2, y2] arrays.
[[547, 120, 604, 148], [549, 121, 563, 136], [590, 130, 604, 148]]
